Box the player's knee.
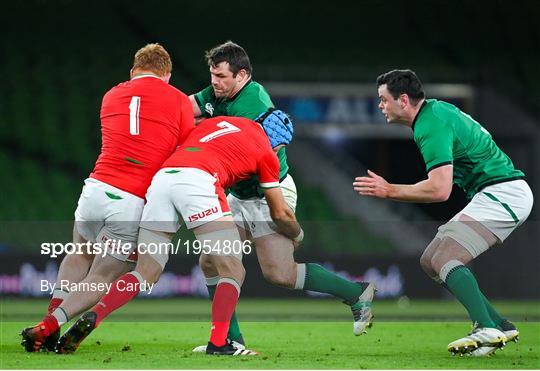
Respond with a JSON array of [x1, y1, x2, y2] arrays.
[[430, 246, 454, 275], [67, 251, 94, 265], [135, 258, 163, 284], [89, 256, 130, 282], [419, 250, 434, 274], [199, 254, 215, 275], [261, 265, 295, 288], [85, 271, 114, 287], [213, 256, 245, 282], [138, 265, 162, 285]]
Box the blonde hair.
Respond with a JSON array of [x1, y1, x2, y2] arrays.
[[132, 43, 172, 76]]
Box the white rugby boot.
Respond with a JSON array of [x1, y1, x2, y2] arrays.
[[499, 319, 519, 343], [350, 282, 376, 336], [448, 327, 507, 356], [469, 319, 518, 356]]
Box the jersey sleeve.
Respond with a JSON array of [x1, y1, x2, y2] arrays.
[[415, 122, 454, 173], [256, 150, 280, 189], [193, 85, 215, 118], [177, 93, 195, 146]]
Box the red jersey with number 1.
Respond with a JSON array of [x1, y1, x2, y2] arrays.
[[90, 75, 194, 198], [162, 116, 280, 190]]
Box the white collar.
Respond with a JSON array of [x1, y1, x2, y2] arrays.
[[131, 74, 161, 81]]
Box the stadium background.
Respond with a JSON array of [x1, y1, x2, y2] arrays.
[[1, 0, 539, 303]]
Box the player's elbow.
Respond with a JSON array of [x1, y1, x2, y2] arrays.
[[270, 207, 291, 224], [433, 187, 452, 202]]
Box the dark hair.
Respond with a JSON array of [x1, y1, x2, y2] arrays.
[[205, 41, 252, 77], [376, 69, 425, 104]]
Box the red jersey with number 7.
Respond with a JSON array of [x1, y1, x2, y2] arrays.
[[90, 75, 194, 198], [162, 116, 280, 190]]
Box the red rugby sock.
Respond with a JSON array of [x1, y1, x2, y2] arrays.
[[209, 279, 240, 347], [91, 272, 141, 326]]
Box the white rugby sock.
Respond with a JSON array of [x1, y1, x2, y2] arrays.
[[206, 276, 220, 287], [439, 259, 464, 283], [52, 288, 69, 300], [129, 271, 145, 284], [51, 307, 69, 326], [294, 263, 306, 290], [218, 277, 241, 294]]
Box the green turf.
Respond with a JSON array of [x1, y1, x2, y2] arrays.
[[2, 298, 540, 322], [1, 299, 539, 369], [1, 322, 539, 369]]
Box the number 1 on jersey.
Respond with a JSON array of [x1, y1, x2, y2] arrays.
[[199, 121, 241, 142], [129, 96, 141, 135]]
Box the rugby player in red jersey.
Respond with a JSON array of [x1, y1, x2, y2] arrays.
[[20, 43, 194, 352], [56, 109, 297, 356]]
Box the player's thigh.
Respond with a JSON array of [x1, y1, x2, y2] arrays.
[[254, 232, 296, 279], [134, 244, 167, 284], [435, 203, 506, 265], [430, 236, 474, 274], [160, 168, 231, 230], [73, 222, 88, 244], [136, 228, 174, 280], [74, 178, 107, 242], [70, 223, 94, 263], [140, 169, 181, 234], [75, 178, 144, 248], [87, 254, 133, 283], [458, 179, 533, 244], [234, 175, 298, 239], [227, 193, 251, 238], [99, 192, 145, 264]]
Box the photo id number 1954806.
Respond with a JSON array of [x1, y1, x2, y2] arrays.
[[184, 239, 252, 255]]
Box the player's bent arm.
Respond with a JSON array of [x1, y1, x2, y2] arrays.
[[262, 187, 303, 241], [388, 165, 453, 203], [189, 95, 202, 117], [354, 165, 453, 203]]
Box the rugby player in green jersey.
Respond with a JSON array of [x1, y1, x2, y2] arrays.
[[189, 41, 376, 352], [354, 69, 534, 356]]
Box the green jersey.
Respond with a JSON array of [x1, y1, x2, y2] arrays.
[[194, 80, 290, 199], [413, 99, 524, 199]]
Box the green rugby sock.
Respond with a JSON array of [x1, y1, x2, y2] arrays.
[[207, 284, 243, 342], [444, 265, 497, 328], [303, 263, 363, 304], [439, 277, 504, 326], [480, 292, 505, 326]]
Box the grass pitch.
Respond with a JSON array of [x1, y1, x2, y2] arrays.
[[1, 299, 539, 369]]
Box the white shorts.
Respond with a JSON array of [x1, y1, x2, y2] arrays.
[[141, 167, 231, 232], [439, 179, 533, 256], [229, 174, 297, 238], [74, 178, 143, 262]]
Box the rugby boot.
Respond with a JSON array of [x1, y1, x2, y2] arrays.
[[55, 311, 97, 354], [347, 282, 376, 335], [205, 339, 257, 356], [448, 327, 506, 356], [20, 315, 59, 352]]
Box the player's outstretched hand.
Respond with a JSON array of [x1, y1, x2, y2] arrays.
[[353, 170, 392, 198]]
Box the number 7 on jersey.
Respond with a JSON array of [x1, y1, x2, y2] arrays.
[[199, 121, 241, 142]]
